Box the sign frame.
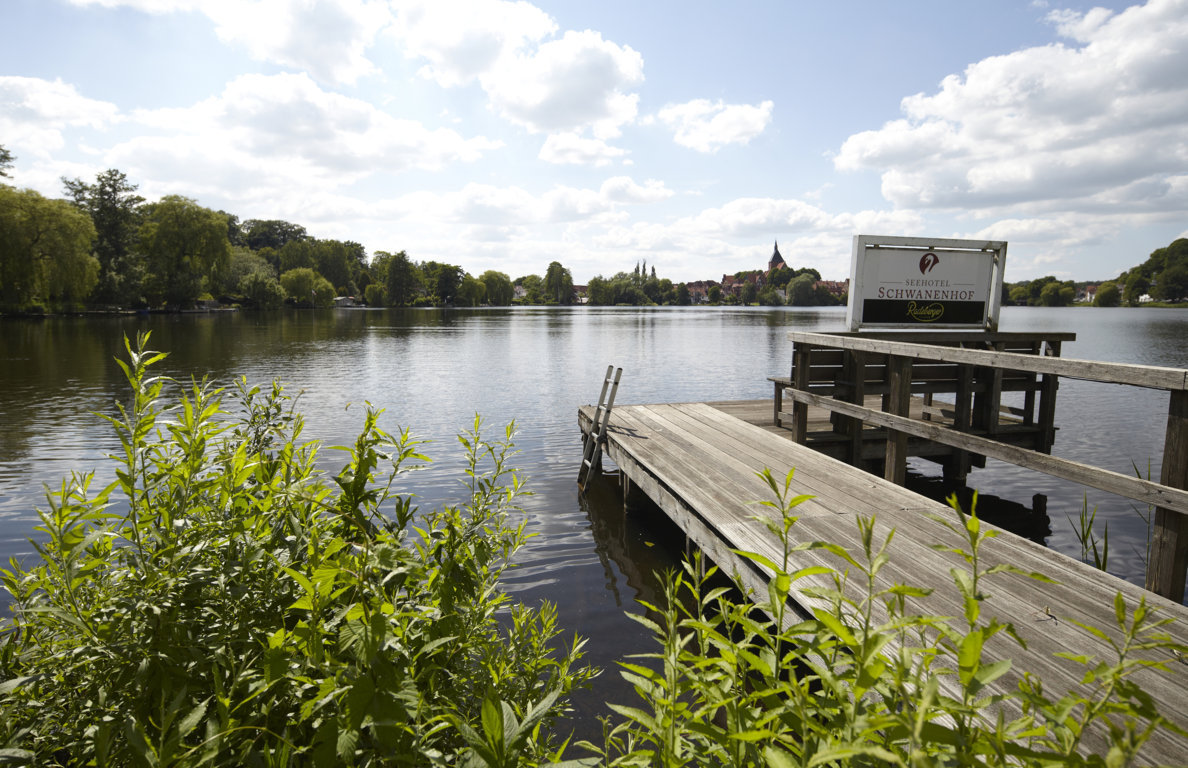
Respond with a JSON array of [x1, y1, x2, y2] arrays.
[[845, 235, 1006, 332]]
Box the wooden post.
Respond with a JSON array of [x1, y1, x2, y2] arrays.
[[983, 341, 1006, 438], [773, 378, 783, 427], [884, 355, 913, 485], [1037, 340, 1061, 452], [1146, 389, 1188, 601], [945, 363, 974, 484], [791, 343, 812, 444], [843, 349, 866, 465]]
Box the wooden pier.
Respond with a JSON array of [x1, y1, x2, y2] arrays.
[[576, 331, 1188, 763]]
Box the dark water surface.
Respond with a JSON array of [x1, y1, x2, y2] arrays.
[[2, 305, 1186, 731]]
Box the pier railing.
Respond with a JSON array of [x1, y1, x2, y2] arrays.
[[781, 330, 1188, 601]]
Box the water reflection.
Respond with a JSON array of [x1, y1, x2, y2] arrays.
[[1, 305, 1186, 732]]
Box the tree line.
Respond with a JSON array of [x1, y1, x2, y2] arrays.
[[0, 155, 580, 313], [1003, 237, 1188, 309], [1091, 237, 1188, 307], [3, 148, 847, 313]]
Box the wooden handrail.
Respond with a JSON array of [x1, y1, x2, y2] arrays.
[[782, 389, 1188, 516], [781, 330, 1188, 600], [787, 331, 1188, 391]]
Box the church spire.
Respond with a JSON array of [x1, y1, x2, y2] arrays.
[[768, 240, 786, 272]]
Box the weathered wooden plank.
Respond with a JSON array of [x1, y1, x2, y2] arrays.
[[787, 331, 1188, 391], [786, 388, 1188, 517], [579, 401, 1188, 761]]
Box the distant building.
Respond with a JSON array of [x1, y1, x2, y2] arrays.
[[686, 280, 716, 303], [814, 279, 849, 299], [767, 240, 787, 275]]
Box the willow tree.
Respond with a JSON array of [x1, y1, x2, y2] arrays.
[[544, 261, 573, 304], [479, 270, 514, 306], [139, 195, 231, 307], [0, 186, 98, 311]]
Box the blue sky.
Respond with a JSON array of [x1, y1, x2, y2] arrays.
[[3, 0, 1186, 284]]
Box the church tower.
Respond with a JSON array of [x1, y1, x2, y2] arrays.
[[768, 240, 787, 273]]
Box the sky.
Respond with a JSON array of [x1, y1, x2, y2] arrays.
[[2, 0, 1186, 285]]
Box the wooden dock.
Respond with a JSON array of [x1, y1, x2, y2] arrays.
[[577, 399, 1188, 762]]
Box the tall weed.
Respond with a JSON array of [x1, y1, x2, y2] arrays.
[[585, 472, 1187, 766], [0, 333, 593, 766]]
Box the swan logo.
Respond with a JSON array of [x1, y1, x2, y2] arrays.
[[919, 252, 940, 275]]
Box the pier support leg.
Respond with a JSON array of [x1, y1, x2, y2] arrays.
[[622, 474, 653, 514], [1147, 390, 1188, 601], [883, 356, 913, 486]]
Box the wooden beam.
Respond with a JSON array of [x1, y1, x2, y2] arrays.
[[787, 332, 1188, 391], [1147, 390, 1188, 601], [782, 389, 1188, 517]]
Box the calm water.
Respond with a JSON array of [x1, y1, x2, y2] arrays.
[[2, 305, 1186, 729]]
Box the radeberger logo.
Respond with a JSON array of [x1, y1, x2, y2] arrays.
[[906, 301, 944, 322], [919, 252, 940, 274]]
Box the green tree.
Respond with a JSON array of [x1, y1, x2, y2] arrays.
[[1093, 281, 1121, 307], [1008, 284, 1030, 306], [364, 283, 386, 306], [516, 274, 543, 304], [219, 246, 275, 296], [278, 239, 317, 273], [741, 281, 758, 305], [238, 270, 286, 309], [1123, 270, 1149, 306], [676, 282, 690, 305], [280, 267, 334, 307], [543, 261, 574, 304], [312, 239, 358, 294], [1038, 280, 1075, 307], [62, 169, 145, 306], [0, 145, 13, 178], [1154, 263, 1188, 302], [422, 261, 463, 304], [0, 186, 99, 311], [139, 195, 231, 307], [707, 284, 722, 303], [767, 266, 792, 289], [385, 251, 422, 306], [786, 274, 816, 306], [479, 270, 514, 306], [758, 286, 784, 306], [586, 276, 612, 305], [242, 218, 308, 251], [456, 274, 486, 307]]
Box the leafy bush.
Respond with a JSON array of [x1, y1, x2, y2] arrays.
[[0, 334, 593, 766], [585, 470, 1187, 767]]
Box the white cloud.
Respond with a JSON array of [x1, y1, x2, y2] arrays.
[[481, 29, 644, 137], [69, 0, 392, 84], [833, 0, 1188, 219], [657, 98, 774, 152], [389, 0, 557, 87], [599, 176, 673, 204], [0, 76, 120, 158], [107, 73, 501, 205], [538, 132, 627, 166]]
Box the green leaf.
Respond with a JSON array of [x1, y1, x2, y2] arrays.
[[481, 695, 505, 752]]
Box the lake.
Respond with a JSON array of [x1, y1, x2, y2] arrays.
[[2, 305, 1186, 730]]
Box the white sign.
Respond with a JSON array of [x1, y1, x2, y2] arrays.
[[845, 235, 1006, 331]]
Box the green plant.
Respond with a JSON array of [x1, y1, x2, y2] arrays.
[[0, 333, 594, 766], [586, 476, 1187, 766], [1069, 495, 1110, 571]]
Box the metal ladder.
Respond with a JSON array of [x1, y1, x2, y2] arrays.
[[578, 365, 622, 492]]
